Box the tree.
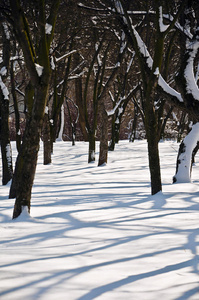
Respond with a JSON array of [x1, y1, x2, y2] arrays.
[[0, 21, 13, 185], [172, 0, 199, 182], [92, 0, 187, 194], [2, 0, 60, 218]]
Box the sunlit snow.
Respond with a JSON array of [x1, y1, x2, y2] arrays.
[[0, 140, 199, 300], [0, 75, 9, 100], [35, 63, 43, 77], [45, 23, 52, 35]]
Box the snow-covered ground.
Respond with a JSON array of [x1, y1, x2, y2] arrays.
[[0, 140, 199, 300]]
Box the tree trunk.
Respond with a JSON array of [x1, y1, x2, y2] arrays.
[[145, 102, 162, 195], [98, 101, 108, 166], [74, 53, 88, 141], [43, 111, 52, 165], [10, 61, 21, 152], [12, 79, 49, 218], [0, 92, 13, 185], [56, 104, 64, 141], [129, 105, 138, 142], [71, 124, 76, 146], [173, 123, 199, 183], [12, 117, 41, 218], [147, 136, 162, 195], [88, 132, 96, 163], [109, 114, 116, 151], [109, 114, 122, 150], [8, 0, 60, 218], [192, 141, 199, 165]]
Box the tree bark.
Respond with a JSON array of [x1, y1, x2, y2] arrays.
[[75, 63, 88, 141], [8, 0, 60, 218], [88, 132, 96, 163], [145, 99, 162, 195], [0, 92, 13, 185], [12, 118, 41, 218], [43, 111, 52, 165], [10, 61, 21, 152], [98, 101, 108, 166], [0, 22, 13, 185]]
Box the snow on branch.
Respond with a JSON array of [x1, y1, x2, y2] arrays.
[[55, 50, 77, 63], [131, 25, 183, 102], [107, 96, 125, 116], [163, 14, 192, 39], [68, 70, 85, 80], [158, 76, 183, 102], [158, 6, 169, 32], [120, 30, 127, 54], [107, 88, 137, 116], [113, 1, 184, 103], [78, 2, 107, 12], [2, 22, 10, 40], [45, 23, 52, 35], [0, 75, 9, 100], [0, 66, 7, 76], [184, 40, 199, 101], [50, 56, 55, 70], [108, 90, 115, 103], [95, 42, 102, 66], [35, 63, 43, 77], [126, 52, 135, 73]]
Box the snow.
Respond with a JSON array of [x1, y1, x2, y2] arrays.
[[45, 23, 52, 35], [45, 106, 49, 114], [50, 56, 55, 70], [0, 140, 199, 300], [56, 105, 64, 141], [107, 96, 124, 116], [184, 41, 199, 101], [174, 123, 199, 183], [55, 50, 77, 63], [5, 144, 12, 165], [0, 66, 7, 76], [2, 22, 10, 40], [158, 75, 183, 102], [0, 75, 9, 100], [158, 7, 169, 33], [119, 31, 127, 54], [154, 67, 159, 76], [131, 25, 183, 102], [35, 63, 43, 77], [126, 53, 135, 73]]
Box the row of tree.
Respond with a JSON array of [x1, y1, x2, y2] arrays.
[[0, 0, 199, 218]]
